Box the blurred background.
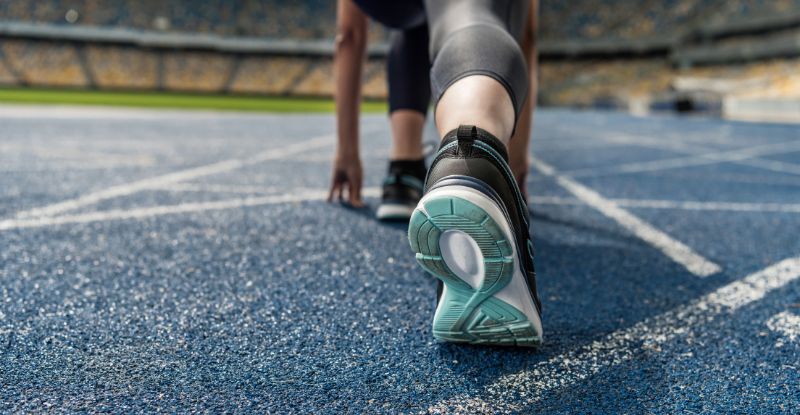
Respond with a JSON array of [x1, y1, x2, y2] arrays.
[[0, 0, 799, 121]]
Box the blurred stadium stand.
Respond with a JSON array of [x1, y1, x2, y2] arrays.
[[0, 0, 799, 118]]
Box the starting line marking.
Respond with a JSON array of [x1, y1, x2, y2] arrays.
[[426, 256, 800, 413], [531, 156, 721, 277], [0, 187, 381, 231], [11, 134, 335, 220]]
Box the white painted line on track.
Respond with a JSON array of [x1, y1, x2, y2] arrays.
[[612, 198, 800, 213], [765, 311, 800, 347], [157, 183, 284, 194], [426, 256, 800, 414], [529, 195, 582, 205], [0, 104, 299, 120], [0, 147, 157, 172], [609, 140, 800, 175], [565, 134, 800, 178], [0, 187, 381, 231], [738, 158, 800, 176], [530, 196, 800, 213], [12, 134, 335, 220], [294, 148, 389, 162], [0, 160, 156, 173], [531, 156, 722, 277]]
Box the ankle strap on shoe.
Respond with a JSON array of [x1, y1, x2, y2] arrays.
[[441, 125, 509, 162]]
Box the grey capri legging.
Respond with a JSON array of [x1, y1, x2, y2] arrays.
[[353, 0, 530, 122]]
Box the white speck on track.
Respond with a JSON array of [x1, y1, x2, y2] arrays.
[[766, 311, 800, 347], [426, 256, 800, 414], [531, 156, 722, 277]]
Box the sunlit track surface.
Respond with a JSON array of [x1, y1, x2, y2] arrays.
[[1, 106, 799, 413]]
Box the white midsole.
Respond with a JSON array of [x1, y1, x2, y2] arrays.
[[376, 203, 415, 219], [417, 185, 543, 336]]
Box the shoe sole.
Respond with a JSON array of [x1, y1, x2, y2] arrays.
[[376, 203, 415, 221], [408, 185, 542, 347]]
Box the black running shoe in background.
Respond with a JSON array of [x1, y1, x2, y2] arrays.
[[408, 125, 542, 346], [377, 159, 426, 221]]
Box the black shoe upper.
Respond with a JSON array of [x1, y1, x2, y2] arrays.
[[382, 158, 426, 206], [381, 173, 423, 206], [425, 125, 541, 315]]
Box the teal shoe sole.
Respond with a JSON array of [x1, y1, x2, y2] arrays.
[[408, 193, 541, 347]]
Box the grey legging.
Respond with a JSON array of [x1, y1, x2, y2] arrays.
[[354, 0, 530, 122]]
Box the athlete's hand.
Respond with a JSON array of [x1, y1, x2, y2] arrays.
[[328, 153, 364, 208]]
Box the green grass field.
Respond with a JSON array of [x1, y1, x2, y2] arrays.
[[0, 88, 388, 112]]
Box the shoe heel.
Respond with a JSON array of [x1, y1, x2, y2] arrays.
[[408, 190, 541, 346]]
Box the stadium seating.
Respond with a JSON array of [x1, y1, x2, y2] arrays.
[[538, 0, 800, 40], [162, 51, 235, 92], [290, 61, 334, 97], [228, 56, 310, 95], [1, 0, 798, 106], [538, 59, 674, 107], [686, 57, 800, 98], [0, 0, 341, 39], [0, 53, 18, 85], [2, 0, 796, 40], [1, 39, 88, 87], [85, 45, 157, 89], [361, 61, 388, 100]]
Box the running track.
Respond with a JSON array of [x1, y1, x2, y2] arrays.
[[1, 106, 798, 413]]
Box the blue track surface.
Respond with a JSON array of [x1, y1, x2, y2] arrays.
[[1, 106, 798, 413]]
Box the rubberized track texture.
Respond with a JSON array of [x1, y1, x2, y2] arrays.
[[1, 105, 798, 413]]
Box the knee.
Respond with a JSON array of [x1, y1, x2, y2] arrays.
[[435, 23, 524, 66], [431, 24, 527, 98]]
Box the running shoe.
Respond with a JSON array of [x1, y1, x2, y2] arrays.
[[376, 161, 425, 221], [408, 125, 542, 346]]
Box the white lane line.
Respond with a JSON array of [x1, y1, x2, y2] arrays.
[[0, 187, 381, 231], [613, 198, 800, 213], [24, 147, 155, 162], [566, 135, 800, 178], [531, 157, 722, 277], [426, 257, 800, 414], [0, 104, 287, 120], [530, 195, 581, 205], [12, 134, 334, 220], [0, 159, 156, 173], [765, 311, 800, 347], [530, 196, 800, 213], [738, 158, 800, 176], [294, 148, 389, 162], [611, 140, 800, 174], [157, 183, 283, 194]]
